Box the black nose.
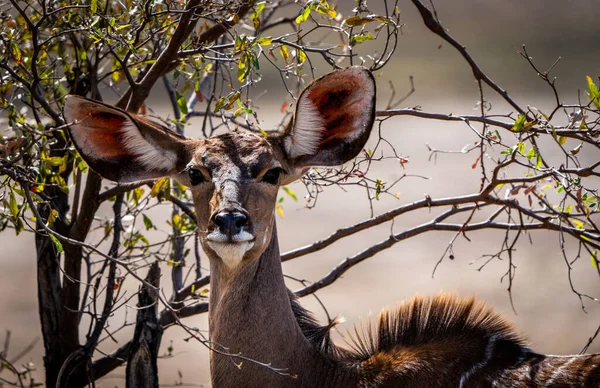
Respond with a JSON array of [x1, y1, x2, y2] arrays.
[[214, 212, 248, 238]]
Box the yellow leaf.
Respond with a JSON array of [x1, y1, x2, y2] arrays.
[[47, 209, 58, 226], [345, 16, 373, 26], [256, 37, 273, 46], [276, 203, 284, 218], [151, 177, 169, 198], [297, 49, 307, 64], [280, 45, 289, 62]]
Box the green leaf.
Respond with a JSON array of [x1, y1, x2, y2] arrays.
[[256, 37, 273, 46], [375, 179, 384, 200], [91, 0, 97, 13], [142, 214, 154, 230], [535, 153, 543, 169], [500, 145, 517, 155], [10, 41, 22, 64], [586, 76, 600, 109], [282, 186, 298, 201], [494, 129, 502, 142], [214, 97, 225, 112], [591, 251, 598, 269], [8, 190, 18, 218], [45, 156, 65, 166], [49, 234, 63, 254], [349, 32, 374, 45], [511, 114, 527, 132], [295, 6, 311, 24], [176, 92, 188, 115]]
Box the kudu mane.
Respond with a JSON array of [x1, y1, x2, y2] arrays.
[[292, 291, 526, 362]]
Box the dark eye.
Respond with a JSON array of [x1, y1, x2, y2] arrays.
[[262, 168, 284, 185], [188, 168, 205, 186]]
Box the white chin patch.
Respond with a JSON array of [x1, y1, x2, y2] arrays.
[[207, 231, 254, 269]]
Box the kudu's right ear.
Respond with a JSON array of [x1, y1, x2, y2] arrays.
[[63, 96, 193, 183]]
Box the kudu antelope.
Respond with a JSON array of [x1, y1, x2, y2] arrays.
[[64, 67, 600, 387]]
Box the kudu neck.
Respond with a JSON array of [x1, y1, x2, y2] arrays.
[[208, 224, 356, 387]]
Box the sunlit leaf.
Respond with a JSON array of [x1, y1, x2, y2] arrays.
[[151, 177, 169, 198], [375, 179, 384, 200], [256, 37, 273, 46], [585, 76, 600, 109], [280, 45, 290, 62], [214, 97, 225, 112], [295, 6, 311, 24], [282, 186, 297, 201], [297, 49, 307, 64], [345, 16, 374, 26], [49, 234, 63, 254], [511, 114, 527, 132], [8, 190, 18, 218], [47, 209, 58, 226], [349, 33, 374, 46], [176, 92, 188, 115]]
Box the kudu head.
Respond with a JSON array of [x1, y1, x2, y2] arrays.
[[63, 67, 376, 273]]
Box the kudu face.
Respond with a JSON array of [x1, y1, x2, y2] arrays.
[[63, 67, 376, 271], [185, 131, 287, 269]]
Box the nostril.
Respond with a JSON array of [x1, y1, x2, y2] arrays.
[[214, 214, 227, 230], [233, 213, 247, 229]]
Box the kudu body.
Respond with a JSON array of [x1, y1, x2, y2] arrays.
[[64, 67, 600, 387]]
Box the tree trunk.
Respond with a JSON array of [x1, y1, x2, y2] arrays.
[[126, 262, 163, 387]]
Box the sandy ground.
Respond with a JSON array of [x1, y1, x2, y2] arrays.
[[2, 1, 600, 386]]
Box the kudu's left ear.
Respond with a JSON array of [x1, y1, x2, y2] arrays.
[[63, 95, 193, 183], [281, 66, 376, 167]]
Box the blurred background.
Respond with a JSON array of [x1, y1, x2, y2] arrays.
[[2, 0, 600, 385]]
